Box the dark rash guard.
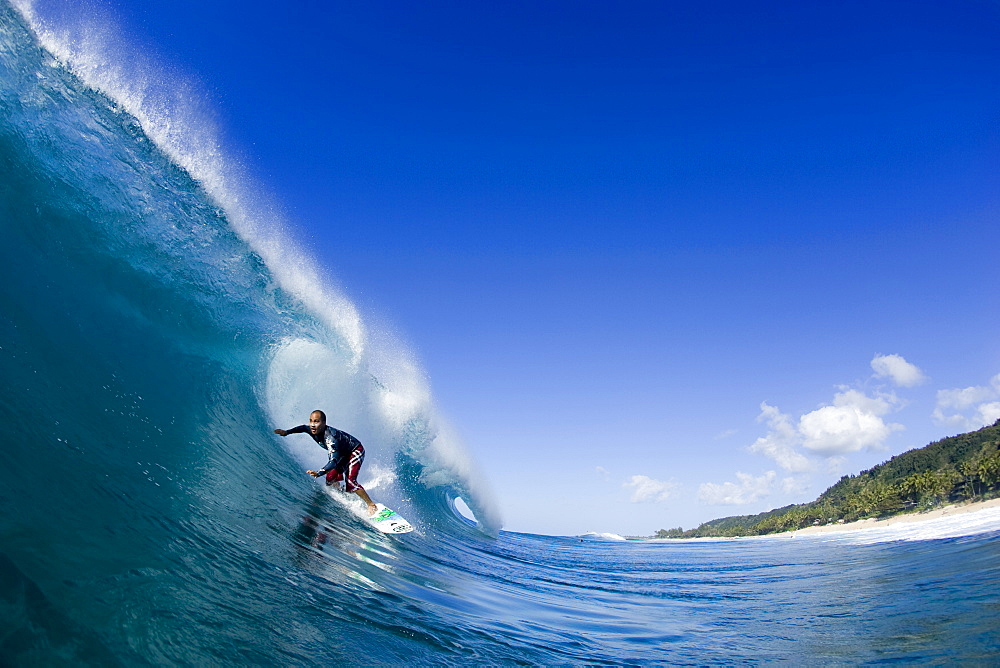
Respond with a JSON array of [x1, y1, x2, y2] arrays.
[[286, 424, 363, 474]]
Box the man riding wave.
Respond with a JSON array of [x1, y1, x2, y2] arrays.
[[274, 410, 377, 515]]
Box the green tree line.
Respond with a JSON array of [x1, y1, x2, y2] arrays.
[[655, 419, 1000, 539]]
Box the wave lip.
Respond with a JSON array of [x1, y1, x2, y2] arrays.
[[10, 0, 366, 361]]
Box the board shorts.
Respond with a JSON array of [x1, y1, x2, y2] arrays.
[[325, 444, 365, 492]]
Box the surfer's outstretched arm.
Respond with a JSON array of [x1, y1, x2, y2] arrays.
[[275, 425, 310, 437]]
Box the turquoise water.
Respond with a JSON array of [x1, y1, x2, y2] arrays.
[[2, 2, 999, 663]]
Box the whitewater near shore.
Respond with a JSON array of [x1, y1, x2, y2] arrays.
[[781, 497, 1000, 537], [635, 497, 1000, 543]]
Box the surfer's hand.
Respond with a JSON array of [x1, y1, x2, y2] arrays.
[[307, 470, 322, 478], [274, 429, 287, 437]]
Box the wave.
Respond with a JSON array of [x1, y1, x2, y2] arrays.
[[0, 0, 500, 541], [578, 532, 629, 541]]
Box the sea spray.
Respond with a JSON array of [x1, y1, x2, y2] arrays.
[[10, 0, 366, 360]]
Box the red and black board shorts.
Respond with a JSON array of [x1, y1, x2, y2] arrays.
[[325, 445, 365, 492]]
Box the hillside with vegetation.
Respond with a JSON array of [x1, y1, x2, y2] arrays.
[[655, 420, 1000, 539]]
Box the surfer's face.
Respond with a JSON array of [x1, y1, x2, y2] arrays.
[[309, 412, 326, 435]]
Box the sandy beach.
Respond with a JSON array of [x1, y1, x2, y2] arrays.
[[784, 496, 1000, 536]]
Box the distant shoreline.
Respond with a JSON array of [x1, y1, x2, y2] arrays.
[[643, 496, 1000, 542], [781, 496, 1000, 536]]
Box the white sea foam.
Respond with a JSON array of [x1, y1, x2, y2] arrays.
[[758, 503, 1000, 545], [836, 504, 1000, 545], [359, 465, 397, 492], [579, 532, 628, 541]]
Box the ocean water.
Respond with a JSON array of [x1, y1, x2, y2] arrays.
[[2, 2, 999, 664]]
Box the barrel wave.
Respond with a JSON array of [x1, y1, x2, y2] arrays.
[[4, 2, 1000, 664], [0, 2, 502, 662]]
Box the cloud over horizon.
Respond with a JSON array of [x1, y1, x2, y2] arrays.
[[624, 475, 678, 503], [698, 359, 1000, 512], [749, 387, 904, 467], [933, 373, 1000, 431], [799, 389, 904, 456], [704, 356, 917, 508], [749, 403, 813, 472], [871, 353, 927, 387], [698, 471, 777, 505]]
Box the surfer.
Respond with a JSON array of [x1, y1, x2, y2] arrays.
[[274, 410, 378, 515]]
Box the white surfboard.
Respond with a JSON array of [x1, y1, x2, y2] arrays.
[[322, 483, 414, 534], [366, 503, 414, 534]]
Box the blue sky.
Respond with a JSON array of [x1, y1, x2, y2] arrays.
[[33, 0, 1000, 535]]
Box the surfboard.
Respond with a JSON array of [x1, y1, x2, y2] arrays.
[[321, 484, 414, 534], [367, 503, 414, 534]]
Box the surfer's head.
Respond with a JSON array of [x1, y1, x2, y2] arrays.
[[309, 410, 327, 435]]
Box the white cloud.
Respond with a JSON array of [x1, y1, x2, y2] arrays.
[[747, 387, 904, 474], [711, 359, 930, 508], [823, 455, 848, 474], [799, 389, 903, 456], [623, 475, 678, 503], [698, 471, 776, 505], [780, 475, 810, 495], [748, 402, 813, 473], [933, 374, 1000, 430], [977, 402, 1000, 426], [871, 354, 927, 387]]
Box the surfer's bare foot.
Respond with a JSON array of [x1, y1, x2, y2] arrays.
[[367, 503, 377, 516]]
